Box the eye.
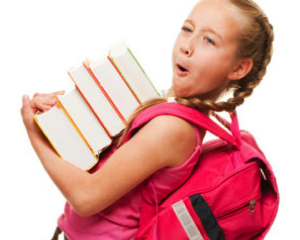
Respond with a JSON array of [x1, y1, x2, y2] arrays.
[[204, 37, 215, 45], [181, 26, 192, 33]]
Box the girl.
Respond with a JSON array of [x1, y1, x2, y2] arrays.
[[21, 0, 274, 239]]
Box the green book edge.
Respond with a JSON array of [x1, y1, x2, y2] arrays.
[[110, 47, 161, 103], [110, 57, 142, 103], [127, 47, 161, 97]]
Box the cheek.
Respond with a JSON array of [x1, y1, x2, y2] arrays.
[[172, 41, 180, 62], [191, 61, 230, 93]]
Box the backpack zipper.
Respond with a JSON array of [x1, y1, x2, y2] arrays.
[[216, 194, 262, 221], [179, 161, 260, 199], [249, 199, 257, 215]]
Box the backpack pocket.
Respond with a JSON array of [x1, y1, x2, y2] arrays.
[[181, 193, 263, 240], [213, 194, 263, 240]]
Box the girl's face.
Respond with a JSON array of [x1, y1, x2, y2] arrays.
[[172, 0, 241, 98]]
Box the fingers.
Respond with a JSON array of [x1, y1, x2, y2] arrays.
[[40, 90, 65, 97], [34, 96, 56, 111], [31, 90, 65, 112], [52, 90, 65, 95]]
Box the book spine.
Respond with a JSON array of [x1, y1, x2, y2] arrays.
[[83, 60, 127, 124], [107, 56, 141, 104]]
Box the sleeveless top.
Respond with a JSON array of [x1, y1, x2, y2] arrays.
[[58, 124, 202, 240]]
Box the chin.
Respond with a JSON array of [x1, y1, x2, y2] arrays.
[[172, 81, 187, 97], [173, 89, 190, 98]]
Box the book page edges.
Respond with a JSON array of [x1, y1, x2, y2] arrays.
[[68, 69, 114, 136], [33, 113, 63, 159], [82, 59, 127, 124], [56, 99, 112, 156], [126, 47, 160, 96], [107, 56, 141, 104], [34, 111, 99, 171]]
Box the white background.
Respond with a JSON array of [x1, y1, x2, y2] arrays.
[[1, 0, 299, 239]]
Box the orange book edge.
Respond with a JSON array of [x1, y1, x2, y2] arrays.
[[56, 98, 112, 157], [68, 69, 114, 137], [83, 59, 127, 125]]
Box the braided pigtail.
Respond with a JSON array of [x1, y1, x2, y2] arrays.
[[224, 0, 274, 111]]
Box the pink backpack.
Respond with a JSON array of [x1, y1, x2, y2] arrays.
[[126, 103, 279, 240]]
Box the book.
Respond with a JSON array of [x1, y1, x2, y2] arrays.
[[34, 104, 99, 170], [69, 64, 125, 137], [57, 88, 112, 155], [84, 57, 140, 121], [34, 42, 159, 171], [108, 42, 160, 103]]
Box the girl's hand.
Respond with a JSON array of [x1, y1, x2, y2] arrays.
[[30, 91, 65, 113], [21, 91, 65, 134]]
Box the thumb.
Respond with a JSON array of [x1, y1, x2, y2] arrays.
[[22, 94, 31, 110], [21, 94, 34, 119], [21, 94, 41, 134]]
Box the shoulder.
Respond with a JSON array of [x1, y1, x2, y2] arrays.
[[145, 115, 195, 138], [129, 114, 199, 168]]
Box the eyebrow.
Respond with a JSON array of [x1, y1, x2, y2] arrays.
[[201, 28, 223, 41], [184, 19, 223, 41], [184, 19, 195, 28]]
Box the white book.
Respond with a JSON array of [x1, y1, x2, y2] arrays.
[[69, 65, 125, 136], [34, 104, 98, 170], [86, 57, 140, 121], [109, 42, 160, 103], [57, 89, 112, 155]]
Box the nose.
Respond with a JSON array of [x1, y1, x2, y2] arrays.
[[180, 42, 194, 57], [180, 46, 190, 56]]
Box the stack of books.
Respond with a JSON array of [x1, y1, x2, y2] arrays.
[[34, 42, 159, 170]]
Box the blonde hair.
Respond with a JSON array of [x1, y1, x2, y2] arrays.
[[118, 0, 274, 145]]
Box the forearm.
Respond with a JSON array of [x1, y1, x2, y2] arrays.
[[27, 130, 91, 214]]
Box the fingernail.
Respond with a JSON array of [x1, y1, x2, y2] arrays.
[[22, 94, 29, 100], [22, 95, 29, 105]]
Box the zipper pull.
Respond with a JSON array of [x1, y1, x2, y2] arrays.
[[249, 199, 256, 215]]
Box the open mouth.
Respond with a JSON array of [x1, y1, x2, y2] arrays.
[[177, 64, 188, 72]]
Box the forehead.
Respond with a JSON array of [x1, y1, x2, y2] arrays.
[[187, 0, 241, 41]]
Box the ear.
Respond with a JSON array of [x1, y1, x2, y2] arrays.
[[228, 58, 253, 81]]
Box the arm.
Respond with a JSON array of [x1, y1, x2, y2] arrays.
[[21, 94, 198, 217]]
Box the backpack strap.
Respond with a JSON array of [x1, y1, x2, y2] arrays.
[[124, 102, 241, 148]]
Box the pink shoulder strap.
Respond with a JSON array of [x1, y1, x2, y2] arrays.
[[125, 103, 241, 148]]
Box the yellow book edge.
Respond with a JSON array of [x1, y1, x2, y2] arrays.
[[33, 106, 101, 172], [56, 101, 101, 168], [33, 113, 63, 159]]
